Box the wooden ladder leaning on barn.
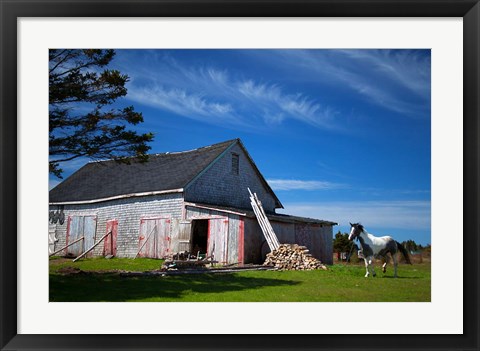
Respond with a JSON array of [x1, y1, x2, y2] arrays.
[[248, 188, 280, 252]]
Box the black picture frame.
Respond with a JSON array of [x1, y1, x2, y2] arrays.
[[1, 1, 478, 350]]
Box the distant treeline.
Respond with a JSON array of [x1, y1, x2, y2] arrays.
[[333, 231, 431, 254]]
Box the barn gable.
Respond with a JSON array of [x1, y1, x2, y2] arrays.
[[184, 139, 282, 213]]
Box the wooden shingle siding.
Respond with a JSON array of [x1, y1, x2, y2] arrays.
[[185, 144, 277, 213], [50, 193, 183, 258]]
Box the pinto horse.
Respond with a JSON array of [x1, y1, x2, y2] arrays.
[[348, 223, 411, 278]]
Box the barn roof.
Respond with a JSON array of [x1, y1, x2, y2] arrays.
[[49, 139, 283, 208]]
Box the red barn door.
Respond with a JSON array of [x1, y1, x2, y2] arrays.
[[137, 218, 171, 259], [207, 218, 229, 264], [103, 220, 118, 256]]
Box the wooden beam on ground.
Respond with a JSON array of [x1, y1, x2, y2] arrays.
[[49, 236, 84, 257], [134, 225, 157, 259], [72, 232, 110, 262]]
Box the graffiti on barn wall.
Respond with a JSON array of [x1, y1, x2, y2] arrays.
[[49, 207, 65, 225]]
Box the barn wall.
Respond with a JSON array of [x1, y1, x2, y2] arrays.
[[243, 217, 334, 265], [49, 193, 333, 264], [311, 225, 334, 265], [49, 193, 184, 258], [293, 223, 333, 265], [185, 206, 241, 264], [271, 222, 295, 244], [243, 217, 265, 264], [184, 143, 277, 213]]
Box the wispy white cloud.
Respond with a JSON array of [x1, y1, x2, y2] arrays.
[[266, 49, 430, 117], [338, 50, 430, 98], [117, 49, 430, 134], [267, 179, 344, 191], [279, 200, 431, 230], [127, 85, 243, 127], [122, 53, 339, 130], [237, 80, 336, 128], [345, 79, 423, 115]]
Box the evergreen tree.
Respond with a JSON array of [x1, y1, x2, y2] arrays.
[[333, 231, 352, 253], [49, 49, 154, 178], [402, 239, 419, 252]]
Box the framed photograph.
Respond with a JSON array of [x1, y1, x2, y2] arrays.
[[2, 0, 478, 350]]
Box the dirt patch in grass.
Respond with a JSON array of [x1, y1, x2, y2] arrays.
[[57, 267, 86, 275]]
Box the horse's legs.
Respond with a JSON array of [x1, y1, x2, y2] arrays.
[[364, 256, 376, 277], [392, 252, 398, 278], [369, 257, 376, 277], [363, 258, 370, 277], [382, 255, 391, 273]]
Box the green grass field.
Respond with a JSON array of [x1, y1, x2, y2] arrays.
[[49, 257, 430, 302]]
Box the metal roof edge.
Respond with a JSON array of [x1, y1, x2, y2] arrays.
[[49, 188, 184, 206], [184, 202, 248, 217], [267, 213, 338, 226]]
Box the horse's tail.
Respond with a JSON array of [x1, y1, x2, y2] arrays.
[[395, 241, 412, 264]]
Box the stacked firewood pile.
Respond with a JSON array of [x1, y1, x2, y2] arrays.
[[263, 244, 327, 271]]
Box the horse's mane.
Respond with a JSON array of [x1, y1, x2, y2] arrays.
[[354, 223, 364, 232]]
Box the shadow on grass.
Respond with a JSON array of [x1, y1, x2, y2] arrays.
[[49, 273, 300, 302], [381, 275, 424, 279]]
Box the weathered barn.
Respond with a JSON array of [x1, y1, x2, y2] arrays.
[[49, 139, 336, 264]]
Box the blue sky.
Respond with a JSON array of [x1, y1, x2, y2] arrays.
[[50, 49, 431, 245]]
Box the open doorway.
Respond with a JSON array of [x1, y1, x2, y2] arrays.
[[191, 219, 208, 256]]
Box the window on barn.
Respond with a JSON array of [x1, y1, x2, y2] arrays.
[[231, 153, 239, 175]]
